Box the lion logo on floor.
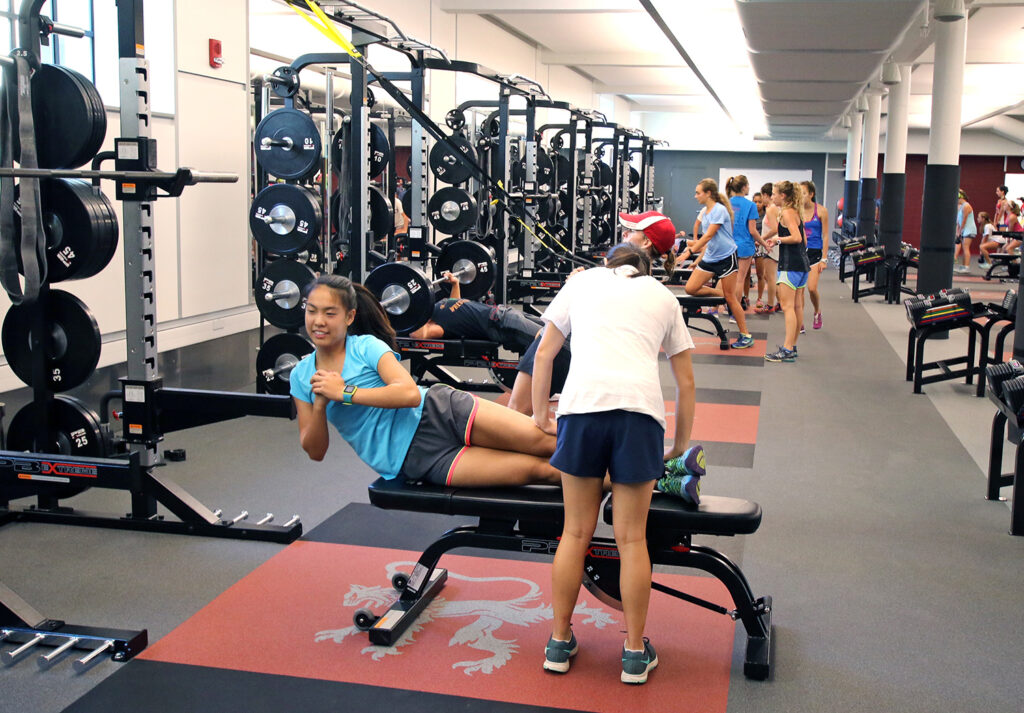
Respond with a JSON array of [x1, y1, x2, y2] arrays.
[[314, 560, 617, 675]]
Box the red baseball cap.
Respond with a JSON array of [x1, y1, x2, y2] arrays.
[[618, 211, 676, 255]]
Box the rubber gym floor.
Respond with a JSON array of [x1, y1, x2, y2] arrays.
[[1, 270, 1022, 713]]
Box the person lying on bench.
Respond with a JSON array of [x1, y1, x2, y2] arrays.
[[406, 272, 544, 355], [530, 241, 699, 684], [291, 275, 562, 487]]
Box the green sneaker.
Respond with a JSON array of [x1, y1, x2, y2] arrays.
[[663, 444, 706, 478], [655, 473, 701, 505], [621, 638, 658, 684], [543, 632, 578, 673]]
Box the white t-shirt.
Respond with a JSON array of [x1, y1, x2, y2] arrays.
[[984, 223, 1004, 244], [542, 265, 694, 429]]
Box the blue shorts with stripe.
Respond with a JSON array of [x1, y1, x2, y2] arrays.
[[551, 409, 664, 484], [777, 271, 809, 289]]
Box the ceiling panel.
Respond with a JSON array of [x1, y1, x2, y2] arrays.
[[750, 51, 885, 83], [759, 81, 862, 102], [587, 65, 699, 89], [766, 115, 836, 126], [917, 6, 1024, 64], [491, 11, 672, 55], [737, 0, 924, 53], [764, 100, 851, 116]]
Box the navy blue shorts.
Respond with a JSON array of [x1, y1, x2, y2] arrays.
[[550, 410, 664, 484]]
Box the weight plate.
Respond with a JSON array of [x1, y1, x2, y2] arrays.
[[5, 395, 109, 500], [445, 109, 466, 131], [369, 184, 394, 238], [254, 108, 322, 180], [576, 193, 601, 217], [488, 361, 518, 391], [597, 190, 613, 216], [595, 161, 614, 188], [427, 187, 478, 235], [269, 66, 300, 98], [593, 218, 613, 245], [250, 184, 323, 255], [330, 126, 345, 175], [1, 290, 101, 391], [434, 239, 496, 301], [429, 136, 477, 185], [13, 65, 106, 169], [552, 154, 572, 187], [365, 261, 435, 334], [628, 166, 641, 188], [255, 259, 317, 329], [329, 190, 342, 236], [15, 178, 119, 282], [257, 333, 313, 395], [512, 150, 555, 192], [401, 189, 413, 220], [629, 190, 641, 212], [369, 123, 391, 179]]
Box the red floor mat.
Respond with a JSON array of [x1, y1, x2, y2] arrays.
[[141, 542, 735, 713]]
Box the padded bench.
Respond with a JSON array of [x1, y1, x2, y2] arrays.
[[675, 294, 730, 350], [360, 477, 772, 680], [395, 337, 516, 392], [983, 253, 1020, 282]]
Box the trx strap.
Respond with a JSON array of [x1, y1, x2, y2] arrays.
[[0, 50, 47, 304]]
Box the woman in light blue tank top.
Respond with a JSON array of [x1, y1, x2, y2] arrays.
[[955, 190, 977, 273]]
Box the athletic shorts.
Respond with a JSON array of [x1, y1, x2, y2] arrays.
[[399, 384, 479, 486], [777, 270, 809, 289], [807, 248, 824, 266], [550, 409, 664, 484], [517, 331, 571, 395], [696, 252, 738, 279]]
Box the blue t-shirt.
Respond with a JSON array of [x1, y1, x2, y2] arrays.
[[729, 196, 759, 258], [289, 334, 428, 479], [700, 202, 737, 263]]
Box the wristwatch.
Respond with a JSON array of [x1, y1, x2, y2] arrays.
[[341, 384, 358, 405]]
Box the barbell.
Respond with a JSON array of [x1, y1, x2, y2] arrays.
[[365, 240, 496, 334]]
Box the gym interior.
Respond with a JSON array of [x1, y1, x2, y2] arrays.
[[2, 1, 1023, 711]]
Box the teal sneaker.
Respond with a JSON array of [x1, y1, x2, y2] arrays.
[[621, 638, 658, 684], [764, 346, 795, 363], [543, 632, 578, 673], [655, 474, 701, 505], [663, 444, 706, 479], [730, 333, 754, 349]]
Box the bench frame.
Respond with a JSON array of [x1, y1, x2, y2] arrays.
[[362, 482, 772, 680]]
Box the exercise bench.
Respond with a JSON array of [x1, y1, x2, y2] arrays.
[[677, 295, 730, 350], [354, 477, 773, 680]]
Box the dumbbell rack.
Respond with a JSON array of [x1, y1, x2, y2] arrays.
[[984, 367, 1024, 536]]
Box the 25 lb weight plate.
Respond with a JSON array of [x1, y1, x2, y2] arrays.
[[255, 259, 317, 329], [14, 64, 106, 169], [1, 290, 101, 391], [250, 184, 323, 255], [4, 395, 110, 500], [254, 108, 322, 180], [369, 184, 394, 238], [257, 333, 314, 395], [365, 262, 435, 335], [429, 136, 477, 185], [434, 239, 496, 301], [427, 187, 478, 235]]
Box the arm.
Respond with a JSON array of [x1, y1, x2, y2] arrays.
[[681, 223, 720, 262], [820, 205, 830, 254], [444, 271, 461, 300], [309, 352, 422, 409], [777, 208, 803, 244], [748, 219, 768, 249], [665, 349, 696, 460], [408, 320, 445, 340], [761, 206, 779, 241], [531, 325, 567, 435], [296, 396, 330, 461]]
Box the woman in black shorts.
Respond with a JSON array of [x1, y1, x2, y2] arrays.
[[291, 275, 562, 488]]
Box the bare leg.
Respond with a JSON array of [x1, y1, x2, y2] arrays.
[[794, 287, 805, 346], [469, 396, 555, 457], [684, 269, 722, 297], [507, 372, 533, 416], [736, 256, 752, 304], [550, 473, 604, 641], [754, 257, 766, 302], [719, 272, 750, 334], [765, 259, 778, 307], [778, 284, 797, 349], [962, 237, 973, 268], [611, 479, 656, 651], [449, 446, 561, 486], [807, 263, 822, 314]]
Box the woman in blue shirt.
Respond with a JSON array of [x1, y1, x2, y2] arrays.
[[291, 275, 561, 488], [725, 175, 768, 316], [678, 178, 754, 349], [800, 181, 830, 330]]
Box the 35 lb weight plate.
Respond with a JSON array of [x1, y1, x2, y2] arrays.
[[434, 239, 496, 301], [255, 259, 317, 329], [14, 64, 106, 169], [1, 290, 101, 391], [365, 261, 435, 335], [257, 333, 313, 395], [250, 184, 323, 255], [4, 395, 110, 500], [429, 136, 477, 185], [427, 187, 478, 235], [254, 108, 322, 180]]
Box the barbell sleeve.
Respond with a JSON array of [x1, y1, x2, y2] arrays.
[[378, 265, 474, 309], [265, 286, 300, 302], [261, 136, 294, 150]]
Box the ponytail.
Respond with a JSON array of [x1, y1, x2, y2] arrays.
[[303, 274, 398, 351], [605, 242, 652, 276], [725, 174, 748, 197], [660, 248, 677, 278]]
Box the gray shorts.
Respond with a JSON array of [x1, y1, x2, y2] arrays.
[[399, 384, 479, 486]]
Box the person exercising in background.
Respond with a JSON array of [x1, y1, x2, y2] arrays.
[[800, 180, 829, 331], [407, 273, 544, 354]]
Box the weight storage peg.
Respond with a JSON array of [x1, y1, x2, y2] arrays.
[[249, 184, 323, 256], [254, 108, 322, 180], [255, 259, 317, 330]]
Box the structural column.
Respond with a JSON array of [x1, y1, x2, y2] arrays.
[[857, 91, 882, 242], [843, 111, 863, 231], [879, 65, 912, 256], [917, 12, 967, 296]]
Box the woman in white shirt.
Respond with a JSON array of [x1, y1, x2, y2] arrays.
[[531, 238, 697, 685]]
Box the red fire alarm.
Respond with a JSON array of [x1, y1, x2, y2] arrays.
[[209, 39, 223, 69]]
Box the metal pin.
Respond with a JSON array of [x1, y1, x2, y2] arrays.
[[73, 640, 114, 673], [38, 637, 80, 667], [256, 513, 274, 525], [284, 515, 301, 528], [212, 509, 223, 519], [231, 510, 249, 525], [2, 633, 47, 666]]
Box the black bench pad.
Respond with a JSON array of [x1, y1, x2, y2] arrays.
[[368, 478, 761, 536], [675, 295, 727, 308]]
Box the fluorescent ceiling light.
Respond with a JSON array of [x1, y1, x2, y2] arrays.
[[856, 94, 869, 112], [934, 0, 966, 22], [881, 58, 901, 86]]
